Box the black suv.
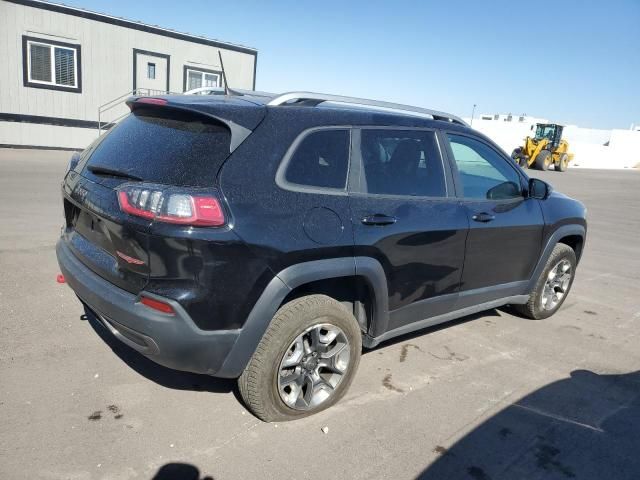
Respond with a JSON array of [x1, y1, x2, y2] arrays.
[[56, 91, 587, 422]]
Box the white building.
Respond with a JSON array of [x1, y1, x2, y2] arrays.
[[0, 0, 258, 150]]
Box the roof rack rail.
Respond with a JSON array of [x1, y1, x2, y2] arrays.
[[266, 91, 467, 125], [183, 86, 275, 97]]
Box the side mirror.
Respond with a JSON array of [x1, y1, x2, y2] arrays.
[[528, 178, 552, 200]]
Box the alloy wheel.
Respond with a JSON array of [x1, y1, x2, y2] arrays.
[[541, 259, 572, 310], [277, 323, 350, 410]]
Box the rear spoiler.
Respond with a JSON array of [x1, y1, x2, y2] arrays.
[[126, 96, 265, 153]]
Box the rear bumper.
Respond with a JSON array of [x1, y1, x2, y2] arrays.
[[56, 239, 240, 376]]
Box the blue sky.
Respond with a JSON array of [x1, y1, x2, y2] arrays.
[[61, 0, 639, 129]]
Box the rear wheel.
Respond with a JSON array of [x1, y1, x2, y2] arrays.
[[238, 294, 362, 422], [514, 243, 577, 320], [558, 153, 569, 172], [535, 150, 552, 171]]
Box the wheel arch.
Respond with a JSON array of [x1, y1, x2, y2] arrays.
[[558, 234, 584, 261], [527, 225, 586, 292], [217, 256, 388, 378]]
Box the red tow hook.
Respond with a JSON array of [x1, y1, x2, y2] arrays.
[[56, 274, 66, 284]]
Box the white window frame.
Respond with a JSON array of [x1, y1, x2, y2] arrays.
[[186, 68, 220, 89], [26, 40, 79, 88]]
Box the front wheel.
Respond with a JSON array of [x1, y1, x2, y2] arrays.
[[238, 294, 362, 422], [518, 156, 529, 169], [514, 243, 577, 320], [511, 148, 527, 169]]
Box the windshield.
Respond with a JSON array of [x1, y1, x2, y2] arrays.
[[534, 125, 556, 141]]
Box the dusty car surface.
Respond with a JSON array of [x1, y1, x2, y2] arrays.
[[57, 91, 587, 421]]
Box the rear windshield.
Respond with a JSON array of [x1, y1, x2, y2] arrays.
[[83, 108, 231, 187]]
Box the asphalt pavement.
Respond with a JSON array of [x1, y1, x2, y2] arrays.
[[1, 149, 639, 479]]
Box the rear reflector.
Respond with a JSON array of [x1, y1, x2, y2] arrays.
[[116, 250, 145, 265], [56, 274, 66, 284], [140, 296, 175, 315]]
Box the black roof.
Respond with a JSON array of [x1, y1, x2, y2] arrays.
[[146, 92, 472, 133]]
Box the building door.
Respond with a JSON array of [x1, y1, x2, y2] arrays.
[[133, 49, 169, 94]]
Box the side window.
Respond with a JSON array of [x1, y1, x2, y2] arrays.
[[447, 134, 522, 200], [359, 129, 446, 197], [284, 129, 350, 189]]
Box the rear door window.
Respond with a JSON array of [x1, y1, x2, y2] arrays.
[[283, 129, 350, 190], [83, 109, 231, 187], [359, 129, 446, 197]]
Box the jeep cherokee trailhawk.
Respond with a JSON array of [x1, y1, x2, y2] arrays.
[[57, 91, 587, 421]]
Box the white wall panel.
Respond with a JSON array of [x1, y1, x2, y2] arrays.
[[0, 0, 257, 149]]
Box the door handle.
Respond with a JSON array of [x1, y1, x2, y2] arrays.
[[472, 212, 495, 223], [361, 214, 397, 226]]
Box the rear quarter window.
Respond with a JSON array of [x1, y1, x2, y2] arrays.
[[83, 108, 231, 187], [282, 129, 350, 190]]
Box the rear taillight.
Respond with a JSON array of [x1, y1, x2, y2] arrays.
[[117, 183, 225, 227]]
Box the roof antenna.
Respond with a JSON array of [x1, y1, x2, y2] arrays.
[[218, 51, 238, 96]]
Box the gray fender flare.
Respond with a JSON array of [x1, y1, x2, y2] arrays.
[[216, 256, 388, 378], [526, 224, 586, 292]]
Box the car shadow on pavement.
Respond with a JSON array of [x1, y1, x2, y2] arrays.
[[417, 369, 640, 480], [84, 307, 235, 394], [151, 462, 213, 480]]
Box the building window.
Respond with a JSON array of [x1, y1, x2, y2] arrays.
[[184, 67, 221, 91], [147, 62, 156, 79], [22, 36, 81, 93]]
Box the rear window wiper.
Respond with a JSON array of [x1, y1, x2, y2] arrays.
[[87, 165, 143, 181]]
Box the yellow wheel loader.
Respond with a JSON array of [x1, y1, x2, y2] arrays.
[[511, 124, 573, 172]]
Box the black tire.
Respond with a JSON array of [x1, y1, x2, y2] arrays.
[[558, 153, 569, 172], [514, 243, 577, 320], [238, 294, 362, 422], [535, 150, 552, 171], [519, 156, 529, 169], [511, 148, 528, 169]]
